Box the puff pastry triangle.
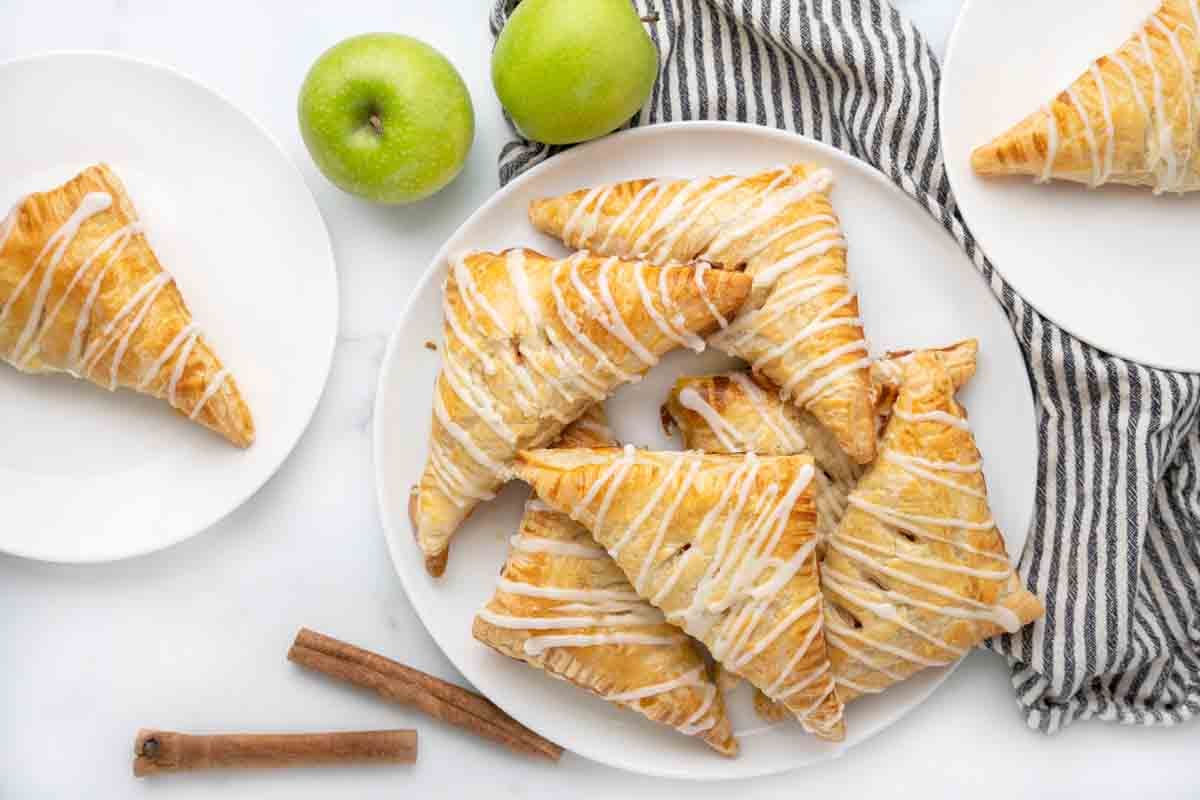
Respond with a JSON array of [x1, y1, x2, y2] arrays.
[[0, 164, 254, 447], [529, 164, 876, 463], [513, 446, 846, 741], [412, 249, 750, 576], [821, 351, 1043, 701], [972, 1, 1200, 193], [473, 407, 737, 756]]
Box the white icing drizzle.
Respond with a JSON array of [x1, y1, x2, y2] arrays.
[[631, 177, 707, 255], [441, 355, 517, 446], [647, 177, 742, 263], [891, 408, 969, 430], [635, 263, 704, 352], [20, 222, 142, 370], [189, 368, 229, 420], [1038, 104, 1059, 183], [433, 388, 508, 477], [729, 372, 808, 451], [520, 632, 685, 656], [609, 452, 690, 558], [886, 451, 986, 498], [607, 666, 705, 702], [561, 184, 613, 246], [552, 254, 636, 383], [613, 181, 670, 254], [106, 273, 171, 389], [505, 249, 541, 331], [692, 262, 728, 329], [1149, 15, 1195, 191], [824, 541, 1019, 632], [598, 180, 660, 253], [739, 213, 838, 263], [1089, 64, 1115, 182], [509, 533, 608, 559], [592, 257, 656, 365], [452, 254, 510, 336], [497, 577, 642, 603], [717, 272, 866, 406], [78, 271, 174, 386], [677, 387, 748, 451], [167, 328, 200, 405], [750, 229, 846, 290], [442, 297, 494, 375], [632, 455, 703, 593], [701, 168, 832, 260], [1139, 29, 1177, 192], [1065, 85, 1101, 186], [0, 192, 113, 342]]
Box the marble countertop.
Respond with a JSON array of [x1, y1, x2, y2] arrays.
[[2, 1, 1197, 797]]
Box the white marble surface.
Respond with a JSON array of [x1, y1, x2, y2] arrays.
[[0, 1, 1196, 797]]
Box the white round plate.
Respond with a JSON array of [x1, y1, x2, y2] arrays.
[[0, 52, 337, 562], [374, 122, 1035, 779], [941, 0, 1200, 371]]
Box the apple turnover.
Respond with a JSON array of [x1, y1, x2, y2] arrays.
[[412, 249, 750, 576], [822, 351, 1043, 701], [473, 407, 736, 755], [513, 446, 845, 741], [0, 164, 254, 446], [972, 1, 1200, 193], [529, 164, 876, 464]]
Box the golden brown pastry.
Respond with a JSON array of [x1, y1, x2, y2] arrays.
[[972, 1, 1200, 193], [0, 164, 254, 446], [473, 408, 736, 756], [513, 446, 846, 741], [821, 352, 1044, 701], [412, 249, 750, 576], [529, 164, 876, 464]]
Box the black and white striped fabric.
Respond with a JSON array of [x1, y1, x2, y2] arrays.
[[489, 0, 1200, 733]]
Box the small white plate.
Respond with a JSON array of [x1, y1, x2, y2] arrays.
[[0, 52, 338, 562], [941, 0, 1200, 371], [374, 122, 1035, 779]]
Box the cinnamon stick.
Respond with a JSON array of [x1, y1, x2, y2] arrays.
[[288, 628, 561, 761], [132, 729, 416, 777]]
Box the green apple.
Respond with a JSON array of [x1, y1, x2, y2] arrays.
[[492, 0, 658, 145], [298, 34, 474, 204]]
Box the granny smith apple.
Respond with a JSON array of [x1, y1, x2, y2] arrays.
[[299, 33, 474, 204], [492, 0, 658, 145]]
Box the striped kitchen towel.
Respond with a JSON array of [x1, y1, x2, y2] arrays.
[[489, 0, 1200, 734]]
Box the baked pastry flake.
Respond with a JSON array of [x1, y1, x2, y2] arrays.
[[513, 446, 846, 741], [473, 407, 737, 755], [412, 249, 750, 576], [0, 164, 254, 446]]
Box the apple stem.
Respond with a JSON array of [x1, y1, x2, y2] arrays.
[[369, 113, 383, 135], [640, 13, 659, 22]]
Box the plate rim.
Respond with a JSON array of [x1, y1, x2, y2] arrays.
[[373, 119, 1032, 779], [0, 49, 340, 564], [939, 0, 1199, 373]]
